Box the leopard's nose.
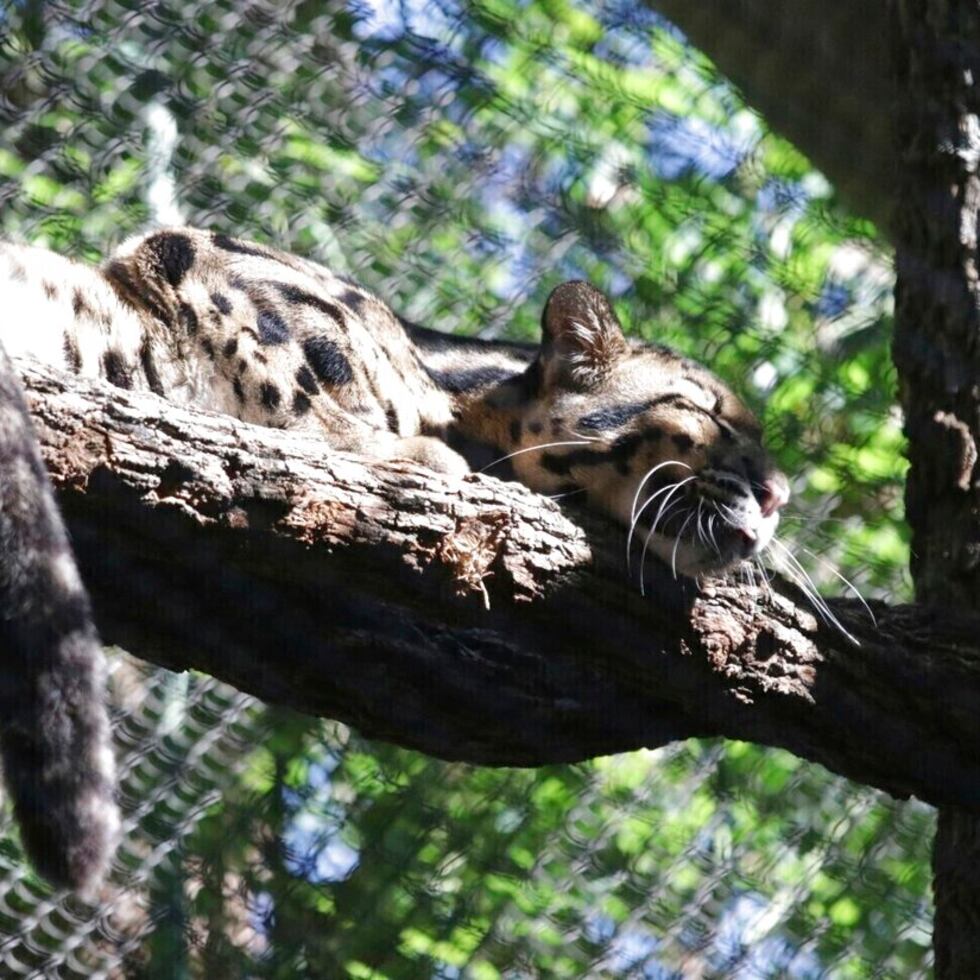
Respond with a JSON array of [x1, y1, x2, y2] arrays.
[[759, 476, 790, 518]]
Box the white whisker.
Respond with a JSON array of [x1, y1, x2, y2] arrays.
[[773, 519, 899, 578], [639, 478, 696, 595], [639, 497, 686, 594], [753, 555, 774, 603], [747, 561, 766, 614], [717, 501, 741, 528], [650, 477, 695, 539], [628, 483, 680, 568], [779, 514, 854, 525], [798, 544, 877, 626], [627, 476, 692, 571], [653, 498, 686, 536], [630, 460, 691, 523], [772, 553, 832, 623], [671, 512, 695, 579], [548, 488, 588, 500], [639, 497, 686, 595], [768, 538, 860, 645], [480, 438, 596, 473], [707, 513, 720, 555]]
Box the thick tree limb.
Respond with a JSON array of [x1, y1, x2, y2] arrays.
[[17, 357, 980, 811]]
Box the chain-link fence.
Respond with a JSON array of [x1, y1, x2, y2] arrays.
[[0, 0, 931, 976]]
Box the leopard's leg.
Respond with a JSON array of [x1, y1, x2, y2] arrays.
[[295, 401, 469, 477]]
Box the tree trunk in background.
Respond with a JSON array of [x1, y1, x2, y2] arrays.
[[891, 1, 980, 975]]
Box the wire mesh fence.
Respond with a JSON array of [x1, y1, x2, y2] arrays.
[[0, 0, 932, 976]]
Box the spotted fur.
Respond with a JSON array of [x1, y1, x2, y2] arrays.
[[0, 227, 789, 888]]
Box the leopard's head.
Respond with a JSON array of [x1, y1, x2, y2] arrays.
[[508, 281, 789, 576]]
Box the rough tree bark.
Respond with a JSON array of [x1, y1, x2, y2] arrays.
[[892, 1, 980, 975], [16, 358, 980, 815]]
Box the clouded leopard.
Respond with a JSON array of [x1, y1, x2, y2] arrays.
[[0, 227, 788, 891]]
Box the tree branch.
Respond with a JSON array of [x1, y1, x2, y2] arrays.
[[20, 358, 980, 809]]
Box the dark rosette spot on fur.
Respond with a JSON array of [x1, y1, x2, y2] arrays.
[[260, 382, 281, 410], [577, 401, 653, 432], [105, 260, 167, 323], [146, 232, 195, 286], [303, 336, 354, 386], [275, 283, 345, 322], [541, 447, 603, 475], [63, 335, 82, 373], [295, 365, 319, 394], [211, 292, 232, 314], [257, 309, 290, 345], [71, 289, 91, 319], [178, 302, 198, 335], [425, 365, 513, 394], [140, 340, 164, 394], [340, 288, 367, 312], [213, 233, 270, 259], [102, 349, 132, 389]]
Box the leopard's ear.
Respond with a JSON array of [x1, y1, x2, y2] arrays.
[[539, 281, 628, 390]]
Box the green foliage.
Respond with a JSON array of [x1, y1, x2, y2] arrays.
[[176, 722, 932, 977], [0, 0, 929, 976]]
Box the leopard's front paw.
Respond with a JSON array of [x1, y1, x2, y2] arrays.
[[393, 436, 470, 477]]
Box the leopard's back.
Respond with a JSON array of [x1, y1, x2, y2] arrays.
[[104, 229, 447, 433], [4, 228, 476, 472]]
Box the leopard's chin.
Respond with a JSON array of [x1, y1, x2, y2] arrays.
[[638, 515, 778, 580]]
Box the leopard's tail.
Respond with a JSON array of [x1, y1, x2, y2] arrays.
[[0, 346, 118, 894]]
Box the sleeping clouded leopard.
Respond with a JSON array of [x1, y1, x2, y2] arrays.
[[0, 227, 789, 892]]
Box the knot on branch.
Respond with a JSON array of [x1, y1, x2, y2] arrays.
[[282, 494, 357, 544], [932, 410, 977, 491], [433, 512, 511, 609], [692, 591, 820, 704]]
